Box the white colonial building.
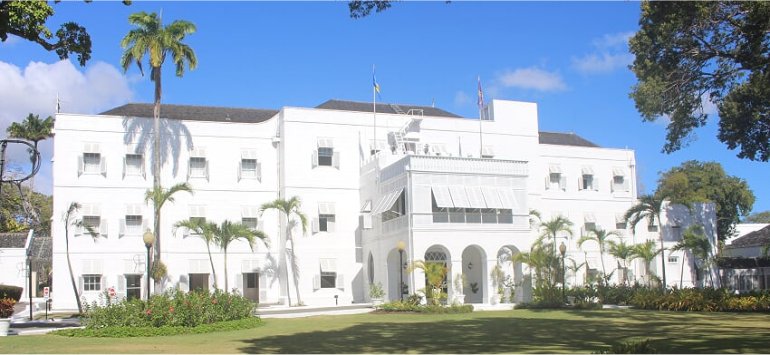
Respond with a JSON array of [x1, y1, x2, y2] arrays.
[[50, 98, 716, 310]]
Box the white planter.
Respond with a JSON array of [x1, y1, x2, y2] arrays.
[[453, 294, 465, 305], [0, 318, 11, 336]]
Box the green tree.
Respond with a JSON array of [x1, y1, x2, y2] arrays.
[[629, 1, 770, 161], [6, 113, 54, 202], [670, 225, 716, 288], [625, 194, 668, 290], [0, 0, 130, 66], [607, 239, 635, 285], [120, 11, 197, 268], [62, 202, 98, 314], [260, 196, 308, 306], [0, 182, 51, 235], [173, 218, 218, 289], [348, 1, 393, 18], [578, 228, 620, 284], [630, 240, 662, 287], [407, 260, 448, 305], [144, 183, 192, 292], [657, 161, 754, 242], [745, 211, 770, 223], [212, 220, 268, 292]]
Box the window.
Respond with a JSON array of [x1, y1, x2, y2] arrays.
[[319, 214, 335, 232], [313, 138, 339, 169], [318, 147, 333, 166], [668, 256, 679, 263], [83, 215, 101, 230], [319, 259, 337, 289], [124, 154, 144, 177], [584, 222, 597, 233], [615, 214, 626, 230], [581, 175, 594, 190], [190, 216, 206, 225], [83, 274, 101, 291], [189, 274, 209, 292], [240, 159, 258, 178], [648, 224, 659, 232], [83, 153, 101, 174], [125, 215, 142, 234], [126, 275, 141, 300], [245, 272, 258, 289], [612, 167, 629, 192], [549, 173, 561, 190], [189, 157, 207, 178], [315, 202, 336, 233], [242, 217, 258, 230]]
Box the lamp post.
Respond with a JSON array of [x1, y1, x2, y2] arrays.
[[397, 241, 406, 301], [559, 241, 566, 305], [143, 230, 155, 301]]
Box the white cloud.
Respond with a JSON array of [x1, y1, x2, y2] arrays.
[[0, 60, 134, 194], [495, 67, 567, 92], [572, 31, 635, 75], [453, 91, 470, 107], [700, 93, 718, 116]]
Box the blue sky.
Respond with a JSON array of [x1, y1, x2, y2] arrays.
[[1, 1, 767, 214]]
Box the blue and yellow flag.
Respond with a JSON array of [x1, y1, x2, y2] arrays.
[[373, 72, 381, 94]]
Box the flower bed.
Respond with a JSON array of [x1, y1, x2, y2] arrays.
[[375, 301, 473, 313], [54, 317, 263, 337]]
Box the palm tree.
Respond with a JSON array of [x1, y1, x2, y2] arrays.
[[212, 220, 269, 291], [62, 202, 98, 314], [566, 258, 587, 286], [260, 196, 308, 306], [578, 228, 620, 284], [536, 216, 573, 284], [120, 11, 197, 273], [631, 240, 662, 287], [173, 219, 218, 289], [671, 225, 715, 287], [407, 260, 448, 305], [625, 194, 668, 290], [607, 239, 635, 285], [144, 182, 192, 292], [6, 113, 54, 211]]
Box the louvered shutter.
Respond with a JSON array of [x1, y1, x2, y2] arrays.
[[332, 151, 340, 169], [363, 214, 372, 229], [544, 176, 550, 190], [578, 177, 584, 190], [78, 156, 84, 177], [593, 177, 600, 191], [559, 176, 567, 190], [122, 156, 126, 179], [100, 275, 106, 291], [257, 161, 262, 182], [78, 276, 83, 295], [312, 218, 319, 233], [119, 219, 126, 238], [117, 275, 126, 299], [313, 275, 321, 290], [336, 274, 344, 290], [205, 160, 210, 181], [100, 220, 108, 238], [179, 275, 189, 292], [236, 273, 243, 294], [311, 151, 318, 168], [186, 159, 192, 180], [100, 157, 107, 177], [237, 160, 242, 182]]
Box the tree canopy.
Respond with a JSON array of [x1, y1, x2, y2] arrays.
[[0, 1, 130, 66], [744, 211, 770, 223], [656, 160, 754, 242], [348, 1, 393, 18], [629, 2, 770, 161]]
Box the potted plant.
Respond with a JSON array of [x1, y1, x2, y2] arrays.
[[0, 298, 16, 336], [369, 282, 385, 306], [452, 273, 467, 305]]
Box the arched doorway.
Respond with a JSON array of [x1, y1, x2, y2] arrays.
[[462, 245, 486, 304], [424, 245, 450, 304], [497, 245, 524, 303]]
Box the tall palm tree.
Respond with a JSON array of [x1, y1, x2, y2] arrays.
[[212, 220, 269, 291], [407, 260, 448, 305], [6, 113, 54, 211], [631, 240, 662, 287], [566, 258, 587, 286], [121, 11, 197, 278], [538, 216, 574, 247], [173, 219, 218, 289], [144, 182, 192, 292], [62, 202, 98, 314], [607, 239, 635, 285], [671, 225, 715, 287], [260, 196, 308, 306], [625, 194, 668, 290], [578, 228, 620, 284]]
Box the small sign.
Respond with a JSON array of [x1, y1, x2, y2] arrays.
[[108, 287, 116, 298], [43, 287, 50, 300]]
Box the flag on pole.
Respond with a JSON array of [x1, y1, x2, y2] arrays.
[[373, 70, 381, 94], [477, 76, 484, 108]]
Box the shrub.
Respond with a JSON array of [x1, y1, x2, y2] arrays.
[[0, 285, 23, 301], [369, 282, 385, 299], [0, 298, 16, 318], [594, 339, 658, 354], [82, 289, 256, 329], [375, 301, 473, 314], [629, 287, 770, 312], [53, 317, 263, 337]]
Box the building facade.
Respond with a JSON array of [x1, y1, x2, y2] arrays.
[[50, 99, 715, 310]]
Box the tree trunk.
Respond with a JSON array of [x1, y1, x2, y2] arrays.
[[223, 246, 228, 291], [599, 245, 607, 285], [680, 252, 685, 289], [207, 243, 217, 290], [658, 213, 666, 291], [152, 65, 163, 294], [289, 236, 302, 305], [65, 223, 83, 314], [281, 223, 292, 306]]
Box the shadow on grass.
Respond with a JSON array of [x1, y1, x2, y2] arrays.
[[238, 310, 770, 353]]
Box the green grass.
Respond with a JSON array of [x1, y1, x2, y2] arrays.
[[2, 309, 770, 353]]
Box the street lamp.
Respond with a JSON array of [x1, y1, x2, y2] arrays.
[[559, 241, 566, 305], [143, 230, 155, 301], [397, 241, 406, 301]]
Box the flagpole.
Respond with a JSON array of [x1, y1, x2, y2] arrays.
[[478, 76, 483, 158], [373, 65, 377, 155]]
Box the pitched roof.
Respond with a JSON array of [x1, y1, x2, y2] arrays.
[[726, 225, 770, 249], [100, 103, 279, 123], [315, 99, 463, 118], [0, 232, 28, 249], [539, 131, 600, 147]]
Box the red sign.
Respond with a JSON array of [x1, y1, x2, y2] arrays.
[[43, 287, 50, 299], [108, 287, 116, 298]]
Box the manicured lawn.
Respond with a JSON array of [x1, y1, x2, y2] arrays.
[[2, 309, 770, 353]]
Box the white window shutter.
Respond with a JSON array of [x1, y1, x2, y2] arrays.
[[312, 218, 319, 233], [544, 176, 550, 190], [179, 275, 189, 292], [257, 161, 262, 182], [117, 275, 126, 292], [100, 275, 106, 291], [311, 150, 318, 168], [236, 273, 243, 293], [74, 223, 83, 236], [559, 176, 567, 191], [593, 177, 600, 191], [78, 156, 84, 177], [336, 274, 344, 290], [122, 156, 127, 179], [363, 214, 372, 229], [332, 151, 340, 169], [100, 157, 107, 177], [578, 177, 584, 190], [313, 275, 321, 290], [78, 276, 83, 295], [208, 273, 214, 290], [119, 219, 126, 238], [327, 219, 336, 233], [237, 161, 242, 182], [257, 219, 264, 231], [100, 220, 108, 238], [186, 159, 192, 181], [622, 178, 629, 192], [205, 160, 210, 182], [141, 157, 147, 179]]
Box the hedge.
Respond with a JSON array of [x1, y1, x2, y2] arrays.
[[0, 285, 23, 301]]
